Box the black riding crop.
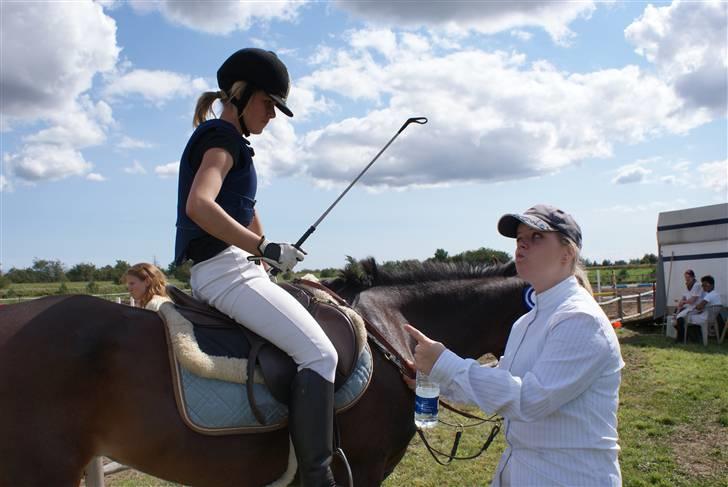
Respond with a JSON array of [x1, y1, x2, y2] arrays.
[[252, 117, 428, 274]]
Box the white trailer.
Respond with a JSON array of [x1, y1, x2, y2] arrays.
[[655, 203, 728, 319]]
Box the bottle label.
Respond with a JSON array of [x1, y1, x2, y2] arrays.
[[415, 395, 438, 415]]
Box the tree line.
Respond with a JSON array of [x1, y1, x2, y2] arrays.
[[0, 249, 658, 287]]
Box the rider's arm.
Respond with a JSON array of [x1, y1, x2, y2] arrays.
[[248, 209, 264, 237], [186, 147, 263, 256]]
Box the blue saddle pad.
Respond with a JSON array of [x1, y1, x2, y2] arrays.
[[173, 344, 373, 435]]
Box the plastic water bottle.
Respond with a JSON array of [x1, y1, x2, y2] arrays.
[[414, 371, 439, 429]]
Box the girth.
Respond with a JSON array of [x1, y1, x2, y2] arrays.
[[165, 283, 362, 424]]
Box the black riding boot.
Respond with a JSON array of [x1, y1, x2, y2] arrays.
[[289, 369, 337, 487]]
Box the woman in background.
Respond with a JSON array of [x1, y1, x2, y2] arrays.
[[123, 263, 171, 311]]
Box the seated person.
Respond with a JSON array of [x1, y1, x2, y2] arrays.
[[675, 269, 701, 316], [673, 269, 701, 338], [676, 275, 721, 341], [123, 263, 172, 311]]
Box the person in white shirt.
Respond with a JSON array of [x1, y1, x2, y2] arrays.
[[685, 275, 722, 326], [675, 270, 701, 317], [123, 262, 172, 311], [405, 204, 624, 486]]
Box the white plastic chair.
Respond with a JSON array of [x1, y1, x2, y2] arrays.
[[685, 305, 722, 346]]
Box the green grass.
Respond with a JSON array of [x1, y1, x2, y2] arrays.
[[0, 279, 189, 301], [587, 266, 656, 285], [101, 326, 728, 486]]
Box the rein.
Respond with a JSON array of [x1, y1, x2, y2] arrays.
[[299, 279, 503, 465]]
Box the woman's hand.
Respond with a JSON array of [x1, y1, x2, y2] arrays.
[[404, 324, 446, 375]]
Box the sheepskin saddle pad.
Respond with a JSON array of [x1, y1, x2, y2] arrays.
[[158, 282, 372, 433]]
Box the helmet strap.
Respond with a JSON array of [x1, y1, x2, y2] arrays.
[[231, 83, 256, 137]]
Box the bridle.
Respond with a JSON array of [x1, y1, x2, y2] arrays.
[[300, 279, 502, 466]]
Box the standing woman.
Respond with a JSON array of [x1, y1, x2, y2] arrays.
[[175, 48, 338, 487], [406, 205, 624, 486]]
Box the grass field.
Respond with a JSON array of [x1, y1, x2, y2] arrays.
[[100, 325, 727, 487]]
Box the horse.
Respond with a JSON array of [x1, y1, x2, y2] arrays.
[[0, 259, 528, 486]]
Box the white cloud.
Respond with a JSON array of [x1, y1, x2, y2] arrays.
[[0, 2, 119, 186], [23, 98, 114, 149], [511, 30, 534, 42], [279, 39, 711, 189], [5, 145, 93, 182], [348, 28, 399, 59], [612, 164, 651, 185], [625, 0, 727, 116], [86, 172, 107, 182], [334, 0, 596, 44], [117, 136, 154, 150], [128, 0, 306, 35], [697, 159, 728, 194], [0, 1, 119, 122], [124, 160, 147, 175], [104, 69, 210, 105], [154, 162, 179, 178], [0, 175, 11, 192]]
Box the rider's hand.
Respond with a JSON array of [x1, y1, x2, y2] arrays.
[[257, 237, 305, 273]]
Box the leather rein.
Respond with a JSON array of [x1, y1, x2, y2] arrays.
[[299, 279, 502, 465]]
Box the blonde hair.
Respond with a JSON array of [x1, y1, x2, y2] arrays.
[[123, 263, 169, 308], [560, 236, 593, 296], [193, 80, 248, 127]]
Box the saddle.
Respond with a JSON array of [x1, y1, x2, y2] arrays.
[[165, 281, 365, 425]]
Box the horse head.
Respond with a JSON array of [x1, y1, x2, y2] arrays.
[[324, 258, 529, 363]]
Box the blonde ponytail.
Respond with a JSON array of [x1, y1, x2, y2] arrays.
[[193, 90, 226, 127], [193, 81, 249, 127], [561, 236, 593, 296]]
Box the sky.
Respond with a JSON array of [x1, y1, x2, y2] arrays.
[[1, 0, 727, 272]]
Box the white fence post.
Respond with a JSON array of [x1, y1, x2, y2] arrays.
[[84, 457, 104, 487], [596, 269, 601, 294]]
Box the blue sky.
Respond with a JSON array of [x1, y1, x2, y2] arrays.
[[1, 0, 726, 272]]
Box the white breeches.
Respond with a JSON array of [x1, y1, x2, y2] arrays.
[[190, 246, 338, 383]]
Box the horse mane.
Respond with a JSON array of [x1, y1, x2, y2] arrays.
[[333, 257, 517, 292]]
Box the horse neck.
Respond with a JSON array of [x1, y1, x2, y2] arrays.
[[408, 277, 526, 359], [356, 276, 527, 361]]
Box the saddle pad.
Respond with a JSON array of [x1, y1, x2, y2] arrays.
[[170, 344, 374, 435]]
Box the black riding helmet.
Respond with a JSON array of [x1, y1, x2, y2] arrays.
[[217, 48, 293, 121]]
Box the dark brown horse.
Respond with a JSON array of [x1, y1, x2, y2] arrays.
[[0, 259, 527, 486]]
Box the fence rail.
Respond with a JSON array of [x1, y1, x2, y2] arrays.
[[597, 289, 655, 323]]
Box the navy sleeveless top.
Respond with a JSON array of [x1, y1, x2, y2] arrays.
[[174, 119, 257, 265]]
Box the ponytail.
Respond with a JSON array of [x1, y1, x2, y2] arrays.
[[193, 90, 227, 127], [561, 236, 593, 296]]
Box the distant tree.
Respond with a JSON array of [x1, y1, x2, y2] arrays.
[[433, 248, 449, 262], [601, 259, 613, 266], [451, 247, 511, 265], [32, 258, 66, 282], [614, 260, 627, 266], [167, 261, 192, 285], [319, 268, 337, 278], [640, 253, 658, 264], [112, 260, 131, 284], [67, 262, 97, 282], [5, 267, 32, 283], [0, 275, 9, 289]]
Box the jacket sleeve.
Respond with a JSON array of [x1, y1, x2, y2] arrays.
[[430, 313, 616, 422]]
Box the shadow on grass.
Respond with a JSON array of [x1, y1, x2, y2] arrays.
[[618, 323, 728, 355]]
